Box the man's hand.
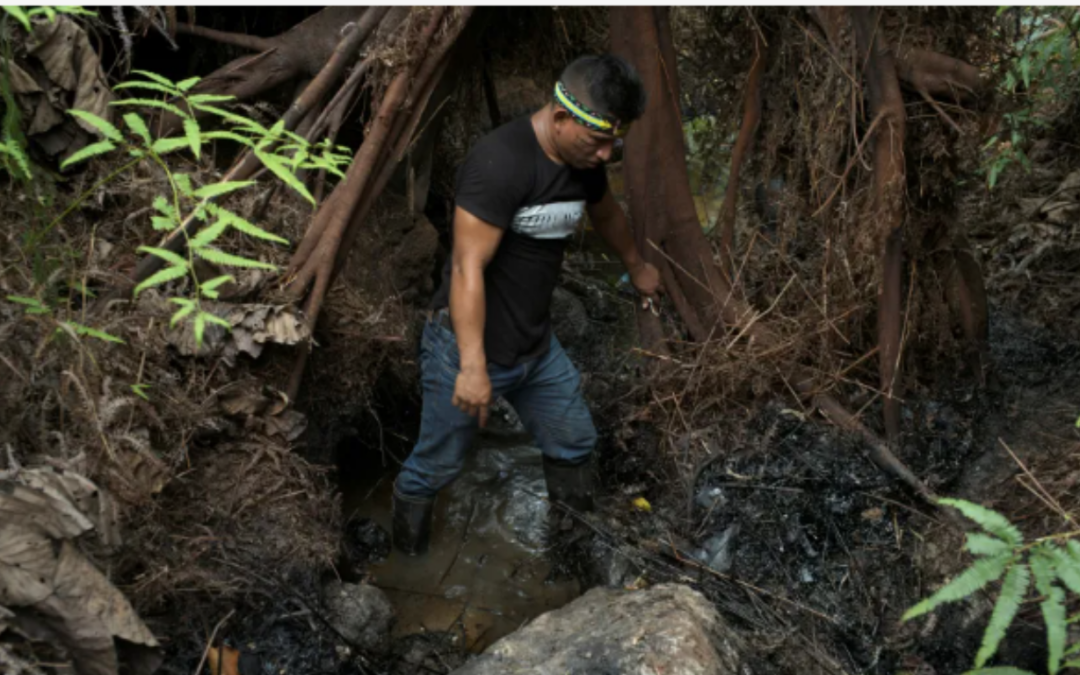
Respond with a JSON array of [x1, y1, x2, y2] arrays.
[[453, 366, 492, 427], [629, 260, 662, 302]]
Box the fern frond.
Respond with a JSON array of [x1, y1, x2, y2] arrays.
[[194, 247, 276, 270], [903, 555, 1011, 621], [133, 264, 188, 295], [1049, 547, 1080, 595], [1032, 553, 1066, 674], [188, 217, 228, 249], [220, 209, 288, 245], [123, 112, 152, 146], [967, 534, 1013, 558], [192, 180, 256, 200], [60, 140, 117, 169], [137, 245, 188, 268], [975, 563, 1030, 667], [939, 498, 1024, 545], [68, 110, 123, 141], [183, 117, 201, 159], [255, 148, 314, 205]]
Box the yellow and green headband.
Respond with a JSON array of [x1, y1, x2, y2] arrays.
[[554, 81, 630, 138]]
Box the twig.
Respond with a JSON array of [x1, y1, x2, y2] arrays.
[[193, 609, 235, 675], [1000, 438, 1072, 523]]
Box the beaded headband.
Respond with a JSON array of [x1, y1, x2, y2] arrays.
[[554, 81, 630, 138]]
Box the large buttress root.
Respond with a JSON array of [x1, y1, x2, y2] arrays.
[[851, 8, 908, 445], [611, 7, 936, 502], [283, 8, 475, 399]]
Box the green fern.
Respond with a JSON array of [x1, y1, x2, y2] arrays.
[[38, 67, 349, 337], [974, 563, 1029, 668], [939, 498, 1024, 546], [903, 555, 1011, 621], [906, 499, 1080, 674]]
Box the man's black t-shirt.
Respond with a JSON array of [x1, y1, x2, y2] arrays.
[[431, 116, 608, 367]]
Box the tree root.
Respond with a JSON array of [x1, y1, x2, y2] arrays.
[[718, 28, 768, 269], [612, 6, 938, 504], [283, 8, 475, 399], [852, 7, 908, 446]]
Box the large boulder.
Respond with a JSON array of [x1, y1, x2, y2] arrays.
[[451, 583, 742, 675]]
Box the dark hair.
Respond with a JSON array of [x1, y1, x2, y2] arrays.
[[559, 54, 646, 123]]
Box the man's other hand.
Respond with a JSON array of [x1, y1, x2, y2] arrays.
[[629, 261, 662, 301], [452, 366, 492, 427]]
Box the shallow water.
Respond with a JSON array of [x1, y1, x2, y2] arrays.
[[340, 433, 580, 653]]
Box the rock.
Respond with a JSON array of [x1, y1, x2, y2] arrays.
[[451, 583, 743, 675], [322, 581, 395, 653]]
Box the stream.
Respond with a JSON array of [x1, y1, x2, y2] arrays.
[[340, 428, 580, 653]]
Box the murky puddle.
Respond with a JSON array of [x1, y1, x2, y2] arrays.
[[341, 431, 580, 653]]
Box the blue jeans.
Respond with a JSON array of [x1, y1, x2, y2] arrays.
[[395, 315, 597, 499]]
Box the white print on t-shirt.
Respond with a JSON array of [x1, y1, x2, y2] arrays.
[[510, 200, 585, 240]]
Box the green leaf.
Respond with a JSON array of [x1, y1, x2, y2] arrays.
[[151, 137, 192, 155], [68, 110, 123, 141], [989, 163, 1003, 190], [194, 247, 276, 271], [201, 130, 256, 147], [3, 6, 33, 32], [1032, 554, 1066, 674], [975, 563, 1030, 667], [1050, 547, 1080, 595], [153, 195, 177, 219], [194, 312, 206, 347], [138, 245, 188, 268], [173, 173, 194, 197], [6, 295, 48, 313], [151, 216, 174, 232], [194, 105, 269, 133], [60, 140, 117, 169], [939, 499, 1024, 546], [255, 148, 314, 205], [168, 298, 196, 328], [133, 264, 188, 296], [193, 180, 256, 200], [202, 312, 231, 330], [130, 70, 178, 88], [130, 383, 151, 401], [1020, 57, 1032, 89], [187, 93, 236, 105], [176, 76, 201, 92], [188, 217, 229, 249], [966, 534, 1013, 558], [200, 274, 235, 299], [111, 98, 189, 121], [65, 322, 125, 344], [123, 112, 152, 147], [183, 117, 201, 160], [113, 81, 180, 97], [964, 669, 1038, 675], [903, 555, 1011, 621], [219, 209, 288, 245]]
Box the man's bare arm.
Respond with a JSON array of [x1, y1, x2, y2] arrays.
[[448, 206, 504, 426], [587, 189, 661, 300]]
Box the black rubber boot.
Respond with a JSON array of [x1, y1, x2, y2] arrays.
[[392, 488, 434, 556], [542, 455, 595, 514]]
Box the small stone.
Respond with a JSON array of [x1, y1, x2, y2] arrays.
[[322, 580, 395, 653]]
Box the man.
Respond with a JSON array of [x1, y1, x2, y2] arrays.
[[393, 54, 661, 555]]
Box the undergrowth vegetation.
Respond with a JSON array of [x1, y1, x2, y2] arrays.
[[905, 498, 1080, 675]]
